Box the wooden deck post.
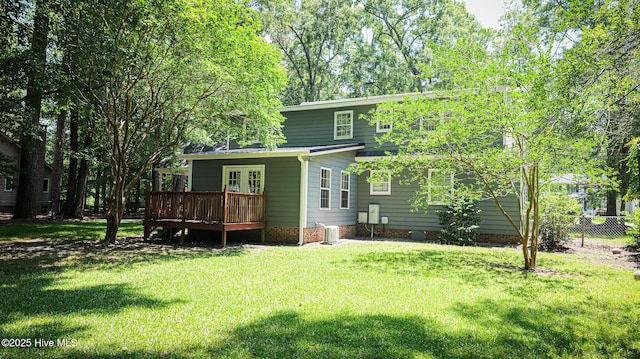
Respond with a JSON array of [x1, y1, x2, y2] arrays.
[[222, 227, 227, 247], [223, 186, 229, 224], [261, 190, 266, 243]]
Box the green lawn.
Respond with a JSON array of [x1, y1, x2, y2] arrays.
[[0, 222, 639, 358], [0, 220, 143, 242]]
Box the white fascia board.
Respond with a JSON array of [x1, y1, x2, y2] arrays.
[[310, 145, 365, 157], [282, 87, 512, 113], [180, 150, 309, 161], [282, 92, 438, 112], [354, 155, 390, 162], [355, 153, 440, 162]]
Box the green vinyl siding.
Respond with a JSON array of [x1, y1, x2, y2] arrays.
[[357, 172, 440, 232], [191, 157, 300, 227], [306, 151, 358, 226], [357, 171, 519, 235], [281, 105, 396, 152]]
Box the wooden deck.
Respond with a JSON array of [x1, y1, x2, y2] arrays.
[[144, 188, 266, 246]]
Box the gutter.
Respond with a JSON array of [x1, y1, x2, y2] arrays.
[[297, 154, 309, 245]]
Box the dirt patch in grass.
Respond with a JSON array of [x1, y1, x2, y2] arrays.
[[560, 238, 639, 270]]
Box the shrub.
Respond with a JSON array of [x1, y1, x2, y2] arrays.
[[539, 193, 581, 251], [437, 197, 482, 246], [628, 210, 640, 249]]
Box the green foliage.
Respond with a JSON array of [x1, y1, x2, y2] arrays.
[[437, 197, 482, 245], [539, 193, 581, 251], [356, 9, 610, 269], [628, 209, 640, 249], [0, 152, 17, 179], [627, 137, 640, 200], [256, 0, 355, 104], [59, 0, 287, 241], [526, 0, 640, 207]]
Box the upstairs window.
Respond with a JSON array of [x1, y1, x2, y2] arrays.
[[43, 178, 50, 193], [376, 120, 392, 133], [419, 117, 437, 132], [334, 110, 353, 140]]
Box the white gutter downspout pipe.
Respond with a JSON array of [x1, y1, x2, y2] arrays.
[[297, 154, 309, 245]]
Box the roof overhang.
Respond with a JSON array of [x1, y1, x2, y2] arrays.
[[281, 87, 512, 113], [281, 92, 439, 112], [181, 144, 365, 161]]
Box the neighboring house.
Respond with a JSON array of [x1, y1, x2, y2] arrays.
[[548, 174, 639, 215], [181, 92, 520, 244], [0, 132, 52, 212]]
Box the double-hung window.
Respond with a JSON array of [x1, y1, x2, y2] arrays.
[[320, 168, 331, 209], [340, 171, 350, 209], [428, 169, 454, 205], [369, 171, 391, 195], [334, 110, 353, 140]]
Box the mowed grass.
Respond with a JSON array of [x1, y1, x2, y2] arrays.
[[0, 223, 639, 358], [0, 221, 143, 242]]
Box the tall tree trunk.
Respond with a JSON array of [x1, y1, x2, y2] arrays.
[[173, 174, 186, 192], [101, 173, 108, 212], [13, 0, 50, 219], [50, 108, 66, 216], [94, 167, 101, 214], [152, 161, 160, 191], [63, 109, 78, 218], [104, 177, 126, 244], [72, 124, 93, 218]]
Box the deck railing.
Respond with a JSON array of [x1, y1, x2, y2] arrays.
[[145, 188, 266, 224]]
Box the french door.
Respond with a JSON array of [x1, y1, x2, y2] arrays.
[[222, 165, 265, 194]]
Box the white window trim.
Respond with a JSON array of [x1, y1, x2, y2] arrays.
[[43, 178, 50, 193], [4, 176, 13, 192], [320, 167, 331, 210], [428, 169, 454, 205], [222, 165, 265, 193], [419, 117, 437, 131], [376, 121, 392, 133], [340, 171, 350, 209], [334, 110, 354, 140], [369, 171, 391, 196]]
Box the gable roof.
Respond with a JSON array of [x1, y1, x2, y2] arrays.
[[181, 143, 365, 160]]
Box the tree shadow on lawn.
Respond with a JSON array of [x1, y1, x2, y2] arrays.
[[0, 273, 181, 339], [0, 221, 142, 241], [450, 298, 640, 358], [207, 299, 639, 358], [348, 249, 579, 291], [0, 237, 248, 275], [42, 301, 640, 358], [108, 303, 638, 358]]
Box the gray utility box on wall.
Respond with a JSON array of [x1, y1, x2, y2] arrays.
[[368, 204, 380, 224]]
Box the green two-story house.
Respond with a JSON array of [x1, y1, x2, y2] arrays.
[[182, 93, 519, 245]]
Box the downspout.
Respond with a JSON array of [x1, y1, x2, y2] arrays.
[[297, 154, 309, 245]]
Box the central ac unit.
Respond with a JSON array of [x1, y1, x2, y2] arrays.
[[324, 226, 339, 244]]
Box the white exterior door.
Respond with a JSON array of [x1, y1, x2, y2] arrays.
[[223, 165, 265, 193]]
